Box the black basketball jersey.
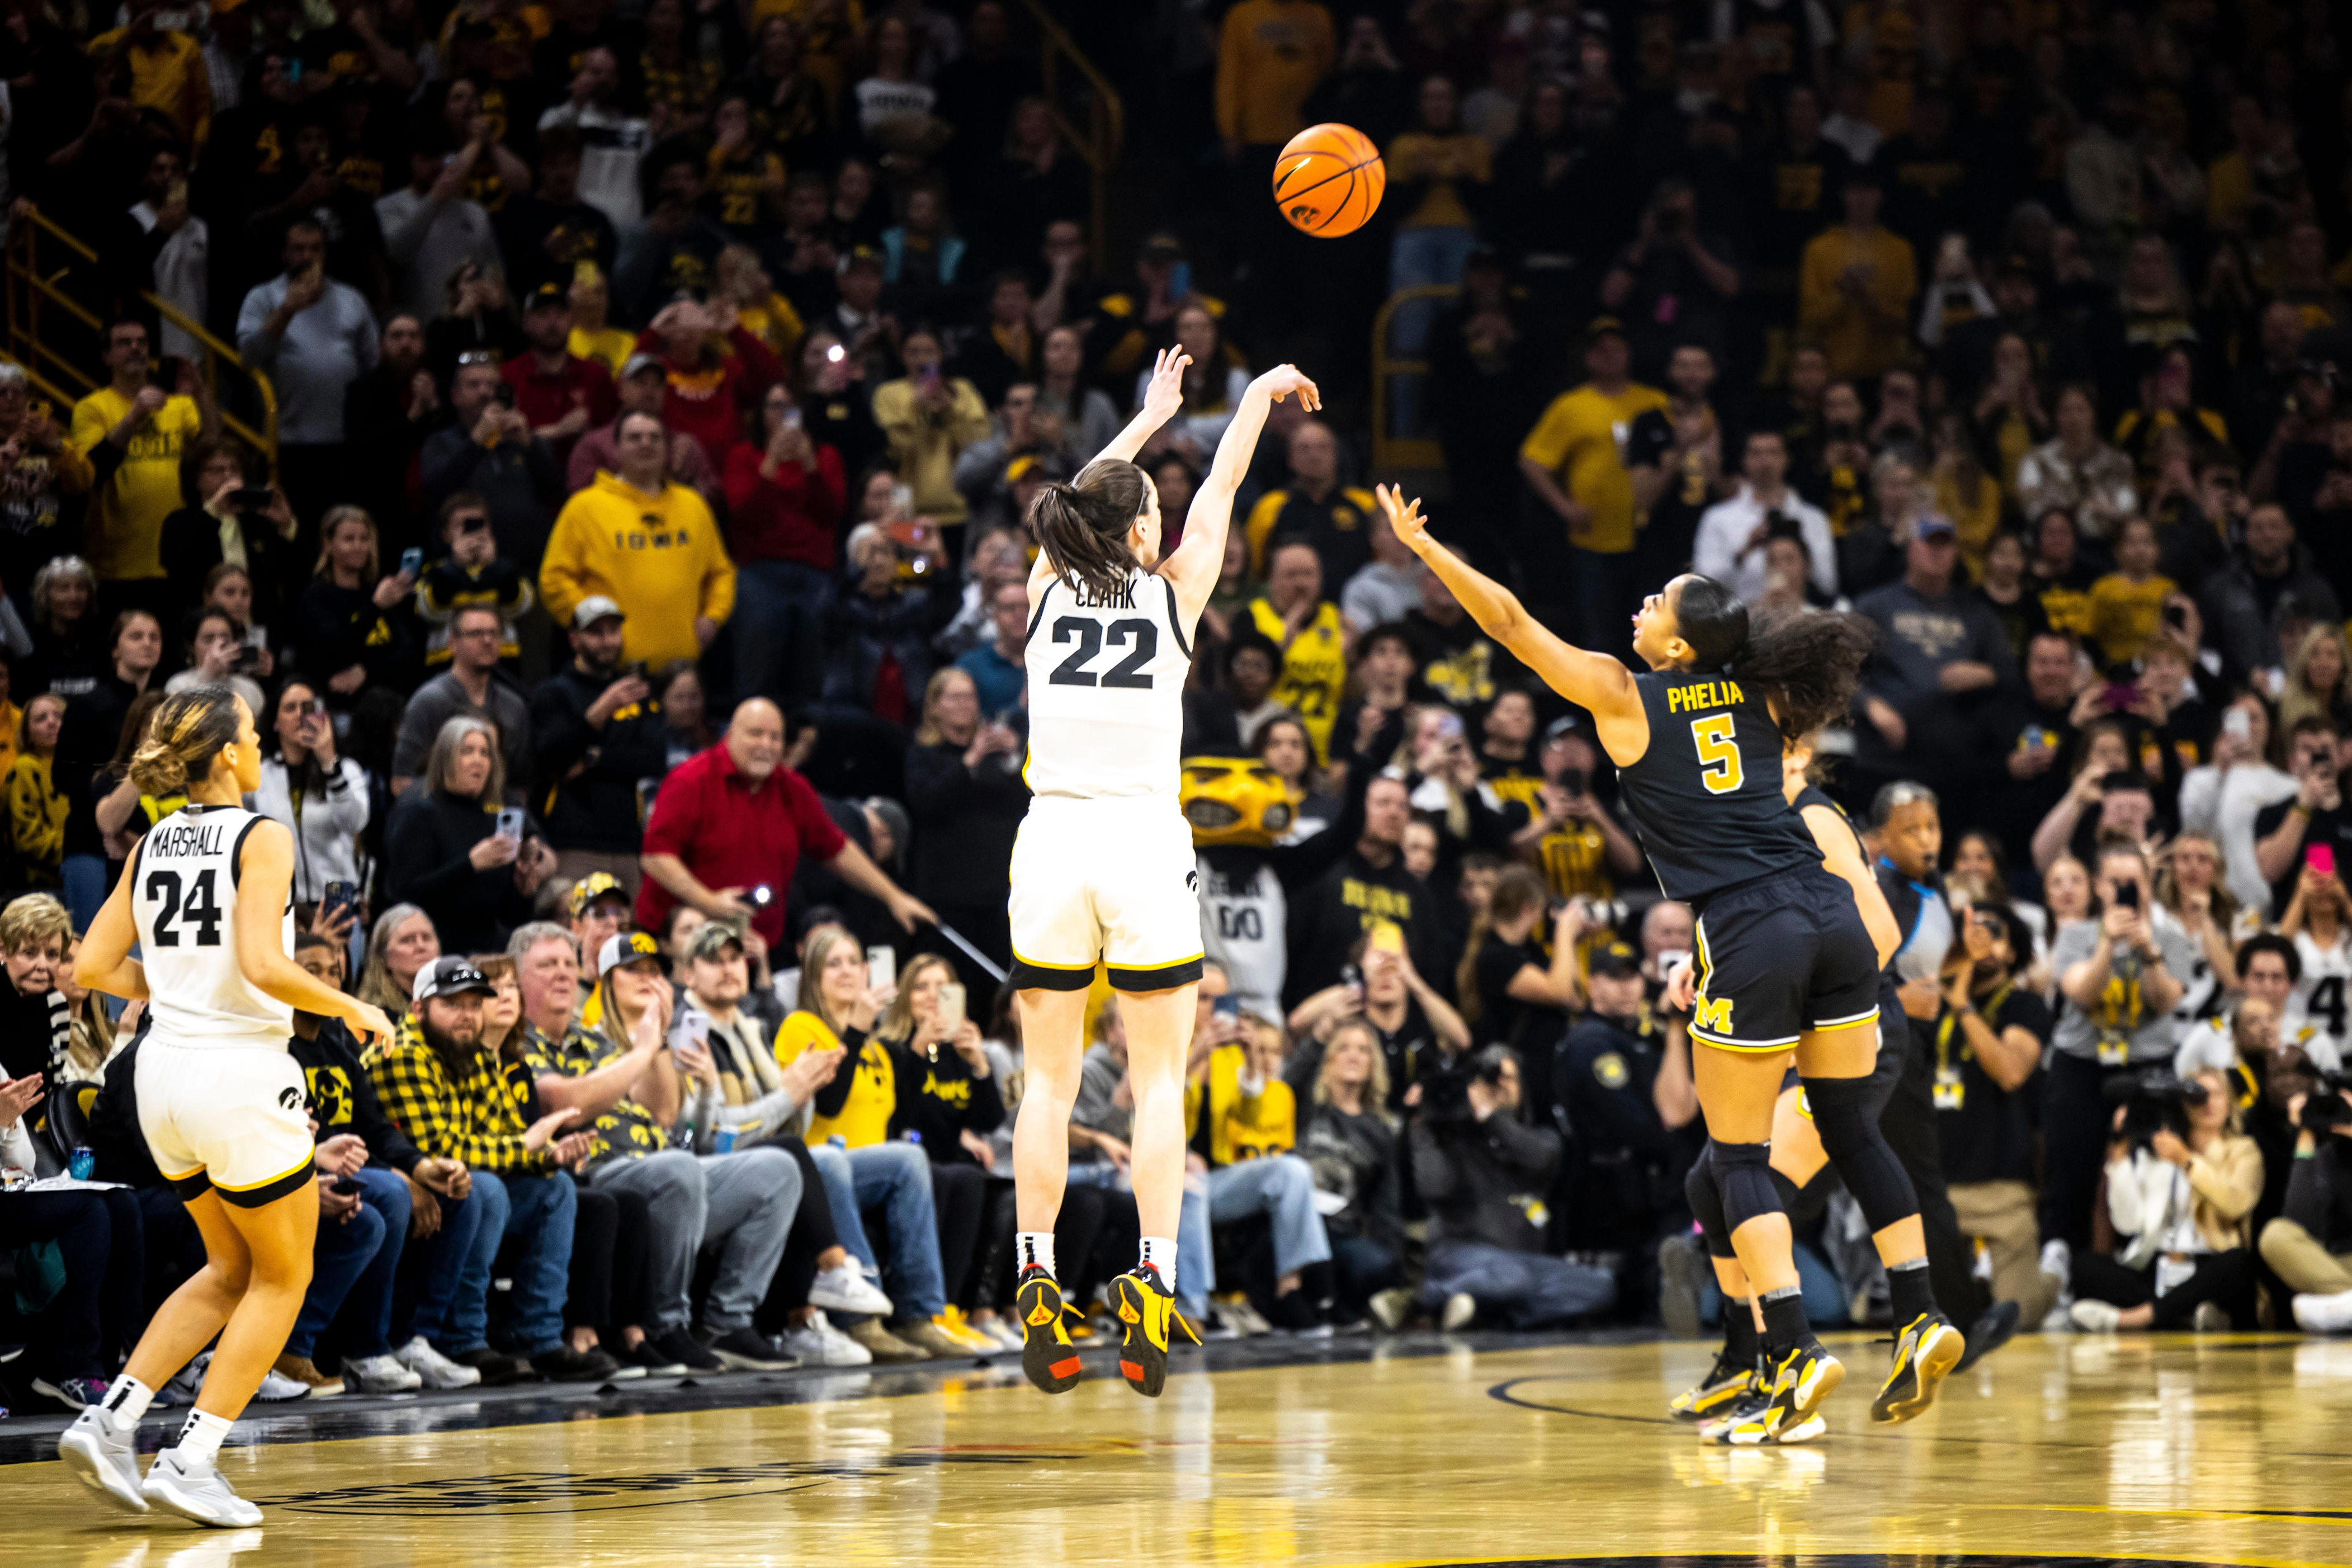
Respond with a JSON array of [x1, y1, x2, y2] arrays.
[[1618, 669, 1819, 903], [1793, 783, 1865, 859]]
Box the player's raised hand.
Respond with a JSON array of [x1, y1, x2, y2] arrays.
[[1140, 347, 1192, 427], [1374, 483, 1433, 555], [1254, 363, 1321, 411]]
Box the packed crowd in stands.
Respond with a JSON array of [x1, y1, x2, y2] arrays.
[[8, 0, 2352, 1414]]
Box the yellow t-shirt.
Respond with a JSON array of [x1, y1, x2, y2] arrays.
[[70, 389, 205, 581], [1385, 131, 1491, 229], [1518, 382, 1670, 555], [1249, 597, 1347, 760], [2085, 572, 2177, 668], [773, 1010, 895, 1147]]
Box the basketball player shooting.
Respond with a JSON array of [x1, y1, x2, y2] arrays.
[[1005, 348, 1319, 1397]]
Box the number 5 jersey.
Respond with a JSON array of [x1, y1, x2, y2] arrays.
[[132, 804, 296, 1046], [1616, 668, 1819, 903]]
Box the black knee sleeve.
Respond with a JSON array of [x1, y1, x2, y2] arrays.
[[1685, 1149, 1736, 1259], [1802, 1074, 1919, 1234], [1709, 1139, 1782, 1236]]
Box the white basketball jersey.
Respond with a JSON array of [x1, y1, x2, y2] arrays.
[[1023, 568, 1194, 800], [2290, 930, 2352, 1068], [131, 804, 295, 1047], [1197, 854, 1286, 1019]]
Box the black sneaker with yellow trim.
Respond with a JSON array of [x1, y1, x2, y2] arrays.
[[1016, 1267, 1082, 1394], [1755, 1338, 1843, 1437], [1669, 1347, 1757, 1421], [1868, 1310, 1964, 1424], [1111, 1264, 1196, 1398]]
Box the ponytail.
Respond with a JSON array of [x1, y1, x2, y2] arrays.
[[1028, 456, 1146, 602], [129, 683, 243, 796]]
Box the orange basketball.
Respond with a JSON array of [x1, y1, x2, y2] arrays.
[[1271, 122, 1386, 238]]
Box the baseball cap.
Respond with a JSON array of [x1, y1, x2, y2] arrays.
[[598, 930, 663, 977], [1542, 715, 1583, 747], [1584, 314, 1628, 346], [412, 956, 493, 1004], [1914, 515, 1958, 544], [1589, 942, 1641, 979], [620, 352, 665, 380], [571, 595, 624, 629], [568, 871, 629, 917], [523, 281, 568, 312], [837, 244, 884, 276], [1139, 232, 1185, 264], [683, 920, 747, 965]]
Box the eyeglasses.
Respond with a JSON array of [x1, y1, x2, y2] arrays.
[[456, 350, 500, 367]]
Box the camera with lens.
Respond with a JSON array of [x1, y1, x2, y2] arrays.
[[1418, 1046, 1512, 1126], [2103, 1068, 2207, 1146], [2299, 1069, 2352, 1135]]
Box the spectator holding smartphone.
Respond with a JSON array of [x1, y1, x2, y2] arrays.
[[414, 494, 536, 669], [386, 714, 559, 951], [2254, 717, 2352, 916], [531, 597, 669, 894], [254, 679, 372, 912]]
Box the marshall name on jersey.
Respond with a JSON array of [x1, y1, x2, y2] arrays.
[[133, 803, 295, 1046]]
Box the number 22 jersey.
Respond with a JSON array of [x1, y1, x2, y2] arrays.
[[1616, 669, 1819, 903], [131, 803, 295, 1046], [1023, 568, 1194, 801]]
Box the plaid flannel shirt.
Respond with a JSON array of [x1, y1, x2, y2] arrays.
[[363, 1017, 552, 1173]]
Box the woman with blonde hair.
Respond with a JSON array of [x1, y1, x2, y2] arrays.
[[2155, 832, 2254, 1022], [1300, 1017, 1405, 1325], [1457, 862, 1583, 1036], [384, 715, 557, 952], [62, 684, 394, 1526], [296, 506, 416, 709], [772, 927, 968, 1360], [9, 692, 68, 886], [355, 903, 440, 1013], [2276, 624, 2350, 735]]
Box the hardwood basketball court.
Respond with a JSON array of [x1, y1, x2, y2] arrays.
[[7, 1331, 2350, 1567]]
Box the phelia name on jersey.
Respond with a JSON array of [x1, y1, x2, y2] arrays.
[[1665, 679, 1745, 714], [145, 817, 231, 859], [1068, 579, 1138, 611]]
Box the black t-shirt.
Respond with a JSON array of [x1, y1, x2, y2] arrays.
[[1624, 406, 1718, 573], [2252, 798, 2352, 915], [1282, 995, 1441, 1115], [1284, 851, 1433, 1009], [1934, 983, 2051, 1187], [1473, 933, 1540, 1052]]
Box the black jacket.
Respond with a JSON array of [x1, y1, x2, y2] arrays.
[[883, 1035, 1004, 1165], [1409, 1109, 1562, 1253], [383, 788, 542, 953], [291, 1018, 424, 1174], [158, 506, 296, 622], [295, 578, 415, 699], [87, 1035, 164, 1187], [53, 670, 145, 858], [528, 662, 669, 853], [903, 736, 1028, 909]]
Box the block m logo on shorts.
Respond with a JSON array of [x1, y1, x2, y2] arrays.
[[1692, 994, 1734, 1037]]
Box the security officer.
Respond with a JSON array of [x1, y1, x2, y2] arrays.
[[1552, 942, 1699, 1315]]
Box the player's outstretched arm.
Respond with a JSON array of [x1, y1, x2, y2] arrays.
[[74, 859, 149, 1003], [1374, 485, 1645, 755], [234, 820, 398, 1043], [1095, 347, 1193, 467], [1164, 364, 1320, 619]]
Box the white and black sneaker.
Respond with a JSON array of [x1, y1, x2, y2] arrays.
[[58, 1408, 148, 1514], [342, 1353, 424, 1395], [396, 1335, 484, 1390], [780, 1311, 873, 1367], [143, 1448, 264, 1528], [807, 1263, 894, 1317], [705, 1327, 798, 1371]]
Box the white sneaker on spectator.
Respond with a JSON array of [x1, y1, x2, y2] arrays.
[[397, 1335, 484, 1390], [2192, 1301, 2230, 1331], [974, 1314, 1024, 1351], [156, 1351, 209, 1408], [808, 1264, 894, 1318], [143, 1448, 263, 1528], [1213, 1293, 1273, 1337], [1439, 1293, 1477, 1332], [58, 1407, 148, 1514], [780, 1311, 873, 1367], [2292, 1287, 2352, 1333], [2068, 1300, 2122, 1333], [252, 1367, 310, 1402], [343, 1354, 424, 1395], [1367, 1287, 1414, 1332]]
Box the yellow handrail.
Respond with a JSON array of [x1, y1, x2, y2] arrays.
[[1010, 0, 1125, 262], [4, 204, 279, 464], [1370, 285, 1459, 473]]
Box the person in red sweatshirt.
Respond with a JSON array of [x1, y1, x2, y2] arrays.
[[632, 297, 786, 463], [723, 381, 847, 704]]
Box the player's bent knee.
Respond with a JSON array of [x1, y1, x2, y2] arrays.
[[1710, 1140, 1782, 1235]]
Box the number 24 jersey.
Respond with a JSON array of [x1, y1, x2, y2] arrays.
[[1023, 568, 1195, 801], [131, 804, 295, 1047]]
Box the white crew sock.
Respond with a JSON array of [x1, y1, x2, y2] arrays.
[[1140, 1235, 1178, 1292], [1016, 1232, 1056, 1276], [97, 1374, 154, 1432], [173, 1409, 234, 1466]]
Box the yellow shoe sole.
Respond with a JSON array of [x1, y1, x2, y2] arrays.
[[1871, 1321, 1964, 1425]]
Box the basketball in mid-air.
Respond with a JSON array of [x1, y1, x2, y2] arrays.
[[1271, 122, 1385, 238]]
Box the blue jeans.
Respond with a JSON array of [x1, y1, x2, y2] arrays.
[[1208, 1154, 1332, 1276], [1419, 1238, 1618, 1328], [1071, 1159, 1218, 1321], [809, 1140, 946, 1320], [405, 1183, 490, 1352], [288, 1165, 410, 1359], [1387, 224, 1477, 437], [62, 853, 108, 933], [445, 1170, 575, 1356], [733, 558, 833, 706]]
